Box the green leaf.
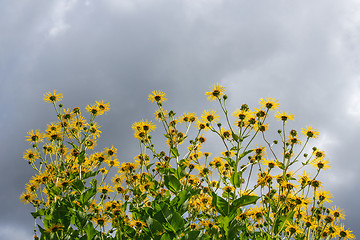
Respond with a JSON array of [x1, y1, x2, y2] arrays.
[[273, 211, 295, 234], [238, 150, 253, 160], [146, 217, 164, 236], [78, 151, 86, 165], [231, 195, 259, 212], [83, 170, 98, 180], [31, 209, 46, 219], [223, 157, 236, 169], [175, 165, 187, 180], [160, 233, 172, 240], [67, 141, 79, 150], [184, 231, 200, 240], [232, 132, 239, 141], [146, 163, 155, 171], [230, 146, 238, 151], [170, 147, 179, 158], [72, 178, 85, 193], [71, 210, 88, 230], [80, 180, 97, 205], [84, 222, 97, 240], [230, 171, 242, 188], [164, 175, 181, 193], [211, 192, 229, 216], [170, 211, 184, 232]]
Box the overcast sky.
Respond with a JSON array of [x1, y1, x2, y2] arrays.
[[1, 0, 360, 239]]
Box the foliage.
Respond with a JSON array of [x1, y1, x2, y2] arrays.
[[21, 86, 355, 240]]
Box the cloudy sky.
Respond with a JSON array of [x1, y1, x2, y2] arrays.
[[1, 0, 360, 238]]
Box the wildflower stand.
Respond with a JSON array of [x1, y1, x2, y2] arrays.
[[21, 86, 354, 239]]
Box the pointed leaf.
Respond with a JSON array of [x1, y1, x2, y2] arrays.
[[231, 195, 259, 211], [211, 192, 229, 216], [238, 150, 253, 160], [164, 175, 181, 193]]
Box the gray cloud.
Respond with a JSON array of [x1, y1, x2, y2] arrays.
[[1, 0, 359, 237]]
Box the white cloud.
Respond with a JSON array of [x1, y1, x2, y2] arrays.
[[48, 0, 77, 37], [346, 79, 360, 120], [103, 0, 154, 12]]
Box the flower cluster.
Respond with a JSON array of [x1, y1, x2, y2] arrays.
[[21, 86, 355, 240]]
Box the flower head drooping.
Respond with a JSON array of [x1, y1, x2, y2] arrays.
[[148, 90, 167, 103], [43, 90, 63, 103], [205, 83, 226, 101]]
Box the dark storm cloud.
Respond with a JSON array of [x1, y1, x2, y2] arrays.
[[1, 0, 359, 238]]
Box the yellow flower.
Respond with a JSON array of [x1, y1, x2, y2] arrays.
[[71, 116, 87, 130], [43, 90, 63, 103], [93, 215, 110, 227], [23, 149, 39, 163], [301, 125, 320, 139], [255, 122, 269, 132], [338, 223, 355, 240], [105, 158, 119, 167], [221, 150, 235, 157], [195, 120, 209, 131], [86, 104, 98, 115], [201, 110, 220, 123], [253, 145, 266, 156], [134, 153, 150, 165], [311, 158, 330, 171], [259, 98, 280, 110], [201, 220, 219, 230], [119, 162, 138, 173], [130, 219, 147, 229], [154, 109, 167, 121], [98, 183, 114, 195], [195, 164, 211, 177], [148, 90, 167, 103], [298, 171, 311, 186], [262, 158, 277, 169], [223, 186, 235, 193], [329, 206, 345, 222], [179, 112, 197, 123], [232, 108, 250, 119], [132, 120, 156, 133], [285, 221, 303, 235], [316, 189, 333, 203], [19, 191, 36, 204], [96, 100, 110, 115], [275, 111, 294, 121], [104, 146, 117, 156], [89, 122, 102, 139], [254, 108, 267, 118], [26, 129, 45, 143], [220, 127, 232, 140], [205, 83, 226, 101], [45, 223, 65, 233], [287, 136, 302, 145]]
